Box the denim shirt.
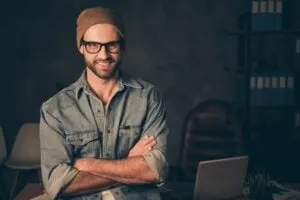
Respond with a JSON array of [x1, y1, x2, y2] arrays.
[[39, 70, 169, 200]]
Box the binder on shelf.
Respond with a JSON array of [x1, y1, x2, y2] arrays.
[[250, 75, 256, 105], [279, 76, 286, 105], [274, 0, 282, 31], [267, 0, 275, 31], [256, 76, 264, 106], [263, 76, 271, 105], [296, 38, 300, 54], [286, 75, 294, 105], [271, 76, 279, 106], [251, 0, 260, 31], [260, 0, 268, 31], [295, 39, 300, 104], [295, 111, 300, 128]]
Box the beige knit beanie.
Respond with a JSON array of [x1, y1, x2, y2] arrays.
[[76, 6, 125, 51]]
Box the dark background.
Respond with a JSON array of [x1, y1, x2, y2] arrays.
[[1, 0, 300, 181]]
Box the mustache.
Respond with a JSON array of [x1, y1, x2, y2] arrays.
[[94, 58, 114, 63]]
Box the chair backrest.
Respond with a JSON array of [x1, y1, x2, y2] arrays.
[[6, 123, 41, 169], [0, 125, 7, 164], [178, 99, 244, 181]]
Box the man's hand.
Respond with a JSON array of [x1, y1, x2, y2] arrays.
[[74, 158, 91, 171], [128, 135, 156, 157]]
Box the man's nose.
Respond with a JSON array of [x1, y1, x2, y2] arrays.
[[96, 46, 109, 60]]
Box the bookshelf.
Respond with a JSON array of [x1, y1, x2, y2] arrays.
[[229, 0, 300, 181]]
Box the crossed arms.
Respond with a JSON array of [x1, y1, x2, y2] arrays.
[[62, 135, 158, 196], [39, 89, 169, 199]]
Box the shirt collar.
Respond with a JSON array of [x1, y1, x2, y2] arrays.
[[75, 69, 142, 99]]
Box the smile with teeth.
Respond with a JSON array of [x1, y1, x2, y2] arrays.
[[95, 61, 112, 69]]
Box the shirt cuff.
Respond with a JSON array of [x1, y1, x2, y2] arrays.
[[46, 163, 79, 199], [143, 149, 168, 187]]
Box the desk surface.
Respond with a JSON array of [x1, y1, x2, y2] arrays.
[[160, 181, 300, 200], [160, 182, 251, 200]]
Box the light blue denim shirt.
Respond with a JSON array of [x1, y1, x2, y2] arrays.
[[39, 70, 169, 200]]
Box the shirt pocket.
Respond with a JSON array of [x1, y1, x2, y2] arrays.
[[117, 125, 142, 158], [66, 130, 101, 158]]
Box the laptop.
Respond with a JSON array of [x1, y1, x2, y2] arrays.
[[160, 156, 248, 200], [193, 156, 249, 200]]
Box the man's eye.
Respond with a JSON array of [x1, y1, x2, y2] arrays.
[[107, 42, 119, 49], [87, 42, 99, 48]]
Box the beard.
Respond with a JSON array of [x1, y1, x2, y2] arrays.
[[85, 57, 121, 80]]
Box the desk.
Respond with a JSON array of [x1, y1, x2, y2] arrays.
[[160, 181, 300, 200], [160, 182, 250, 200]]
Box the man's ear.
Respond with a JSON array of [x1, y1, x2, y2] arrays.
[[79, 45, 84, 54]]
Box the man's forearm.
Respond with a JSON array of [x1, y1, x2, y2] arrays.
[[89, 171, 149, 184], [79, 156, 157, 184], [60, 171, 118, 197]]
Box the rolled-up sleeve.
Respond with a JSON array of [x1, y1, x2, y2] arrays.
[[40, 103, 79, 199], [142, 87, 169, 186]]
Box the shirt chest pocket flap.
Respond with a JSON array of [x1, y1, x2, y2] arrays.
[[66, 130, 100, 155], [117, 125, 142, 158]]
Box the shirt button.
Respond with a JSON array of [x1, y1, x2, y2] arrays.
[[107, 129, 111, 134]]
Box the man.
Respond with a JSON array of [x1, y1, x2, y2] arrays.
[[38, 6, 169, 200]]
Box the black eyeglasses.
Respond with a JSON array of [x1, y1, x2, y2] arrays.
[[80, 39, 123, 54]]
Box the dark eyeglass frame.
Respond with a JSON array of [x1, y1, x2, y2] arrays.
[[80, 39, 124, 54]]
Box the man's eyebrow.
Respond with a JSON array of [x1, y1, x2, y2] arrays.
[[83, 40, 120, 43]]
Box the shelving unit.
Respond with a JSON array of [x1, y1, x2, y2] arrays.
[[229, 0, 300, 181]]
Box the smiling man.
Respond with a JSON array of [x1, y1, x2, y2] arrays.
[[38, 6, 169, 200]]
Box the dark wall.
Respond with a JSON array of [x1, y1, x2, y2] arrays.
[[1, 0, 247, 165]]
